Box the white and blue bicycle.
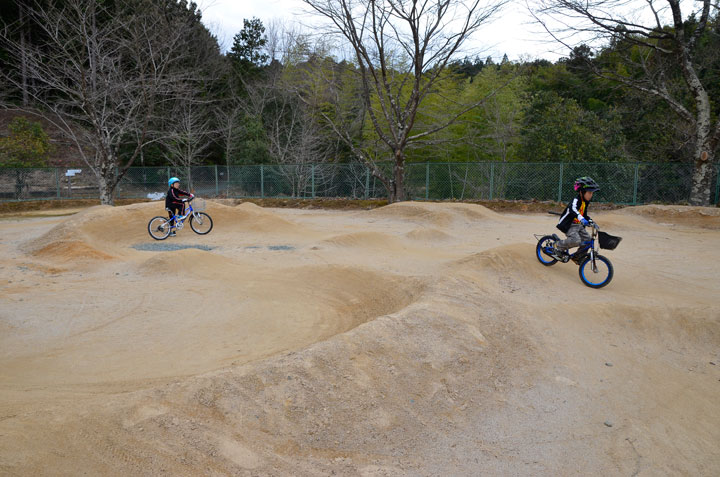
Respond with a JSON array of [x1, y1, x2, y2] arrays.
[[147, 197, 213, 240]]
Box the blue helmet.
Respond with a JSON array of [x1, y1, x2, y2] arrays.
[[168, 177, 180, 187]]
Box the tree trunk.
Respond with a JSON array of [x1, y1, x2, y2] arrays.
[[98, 177, 114, 205], [391, 151, 406, 202], [97, 162, 116, 205], [689, 149, 715, 206], [15, 170, 28, 200]]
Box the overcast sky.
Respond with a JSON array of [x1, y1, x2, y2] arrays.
[[197, 0, 566, 62]]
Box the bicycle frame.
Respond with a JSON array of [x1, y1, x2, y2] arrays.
[[168, 202, 196, 228], [573, 225, 599, 271], [536, 224, 599, 268]]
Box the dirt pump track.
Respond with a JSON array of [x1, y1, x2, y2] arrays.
[[0, 201, 719, 475]]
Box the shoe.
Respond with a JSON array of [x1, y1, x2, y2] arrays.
[[551, 248, 566, 260], [571, 252, 588, 265], [550, 242, 571, 261], [169, 231, 176, 236]]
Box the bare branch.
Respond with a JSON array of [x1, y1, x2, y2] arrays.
[[301, 0, 507, 201], [0, 0, 217, 203]]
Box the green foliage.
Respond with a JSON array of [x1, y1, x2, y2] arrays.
[[520, 91, 628, 162], [231, 114, 271, 165], [0, 117, 52, 168], [228, 17, 269, 74], [452, 64, 528, 162], [449, 56, 485, 81], [3, 2, 717, 173]]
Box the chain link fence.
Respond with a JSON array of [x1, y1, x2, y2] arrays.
[[1, 162, 719, 205]]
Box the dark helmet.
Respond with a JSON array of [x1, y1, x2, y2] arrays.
[[574, 176, 600, 192]]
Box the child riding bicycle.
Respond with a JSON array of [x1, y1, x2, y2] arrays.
[[552, 176, 600, 260], [165, 177, 194, 236]]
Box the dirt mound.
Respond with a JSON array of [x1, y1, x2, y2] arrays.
[[190, 201, 307, 235], [405, 227, 455, 241], [3, 202, 719, 476], [21, 205, 117, 261], [450, 243, 542, 276], [33, 240, 114, 262], [368, 202, 500, 229], [447, 243, 595, 299], [440, 202, 501, 220], [1, 242, 423, 387], [319, 231, 409, 251], [21, 201, 309, 264], [231, 202, 303, 233], [619, 204, 720, 229], [22, 203, 155, 258], [138, 248, 235, 276], [368, 202, 456, 226]]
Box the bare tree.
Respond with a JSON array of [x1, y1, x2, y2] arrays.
[[213, 94, 245, 193], [242, 61, 339, 197], [0, 0, 203, 204], [161, 97, 216, 190], [300, 0, 508, 202], [532, 0, 720, 206]]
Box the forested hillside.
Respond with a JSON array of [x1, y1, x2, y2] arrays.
[[1, 0, 718, 203]]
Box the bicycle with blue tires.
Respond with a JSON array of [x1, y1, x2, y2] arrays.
[[147, 197, 213, 240], [535, 213, 621, 289]]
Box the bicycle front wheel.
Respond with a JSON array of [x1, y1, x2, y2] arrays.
[[148, 216, 171, 240], [578, 254, 614, 288], [190, 212, 213, 235]]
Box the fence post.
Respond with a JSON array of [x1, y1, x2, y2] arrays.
[[715, 164, 720, 205], [489, 162, 494, 200], [311, 164, 316, 199], [214, 165, 219, 197], [425, 162, 430, 200], [633, 163, 640, 205], [260, 164, 264, 198], [365, 167, 370, 199], [557, 162, 564, 203], [55, 168, 60, 199]]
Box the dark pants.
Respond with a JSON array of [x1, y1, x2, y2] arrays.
[[167, 203, 184, 225]]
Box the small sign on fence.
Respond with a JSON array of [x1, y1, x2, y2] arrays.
[[65, 169, 82, 177]]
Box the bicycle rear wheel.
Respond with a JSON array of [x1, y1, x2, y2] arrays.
[[190, 212, 213, 235], [536, 235, 558, 266], [578, 254, 614, 288], [148, 216, 171, 240]]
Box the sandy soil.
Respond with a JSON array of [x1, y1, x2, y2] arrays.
[[0, 201, 718, 476]]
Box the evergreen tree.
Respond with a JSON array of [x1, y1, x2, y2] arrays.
[[228, 17, 269, 74]]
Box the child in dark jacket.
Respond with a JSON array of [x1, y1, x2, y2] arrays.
[[554, 176, 600, 258], [165, 177, 193, 236]]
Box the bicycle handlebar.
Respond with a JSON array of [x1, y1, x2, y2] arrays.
[[548, 210, 600, 230]]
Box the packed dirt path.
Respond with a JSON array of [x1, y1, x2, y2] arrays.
[[1, 201, 719, 475]]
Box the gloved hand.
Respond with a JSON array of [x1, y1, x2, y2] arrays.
[[581, 218, 590, 226]]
